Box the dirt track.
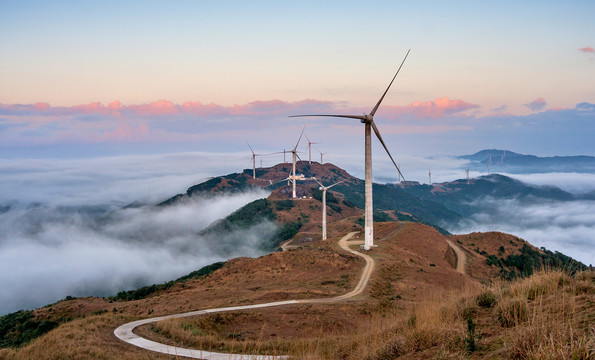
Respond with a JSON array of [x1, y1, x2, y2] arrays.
[[445, 239, 467, 274], [114, 231, 369, 360]]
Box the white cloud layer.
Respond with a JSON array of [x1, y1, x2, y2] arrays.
[[453, 197, 595, 266], [0, 155, 272, 315], [1, 152, 594, 315]]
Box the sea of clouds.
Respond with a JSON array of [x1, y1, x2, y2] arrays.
[[0, 153, 272, 315], [1, 152, 594, 315]]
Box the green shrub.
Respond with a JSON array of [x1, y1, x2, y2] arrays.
[[476, 291, 497, 308], [0, 310, 59, 348], [275, 200, 295, 211]]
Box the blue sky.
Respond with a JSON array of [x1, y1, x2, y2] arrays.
[[1, 1, 594, 160], [2, 2, 595, 314]]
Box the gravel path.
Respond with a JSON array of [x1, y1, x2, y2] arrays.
[[114, 231, 371, 359]]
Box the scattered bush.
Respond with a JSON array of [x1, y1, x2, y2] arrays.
[[275, 200, 295, 211], [475, 291, 497, 308]]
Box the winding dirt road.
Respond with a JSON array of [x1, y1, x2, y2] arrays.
[[445, 239, 467, 274], [114, 231, 371, 360]]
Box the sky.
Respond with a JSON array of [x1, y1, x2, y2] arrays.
[[1, 1, 595, 314], [1, 1, 594, 163]]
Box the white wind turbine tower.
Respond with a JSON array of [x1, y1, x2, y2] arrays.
[[466, 168, 470, 184], [291, 50, 410, 251], [247, 143, 264, 179], [316, 147, 328, 165], [306, 135, 319, 165], [429, 168, 432, 185], [488, 155, 492, 174], [289, 126, 306, 199], [314, 178, 345, 241]]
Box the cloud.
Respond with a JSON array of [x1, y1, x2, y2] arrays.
[[579, 46, 594, 53], [490, 105, 508, 113], [523, 97, 547, 112], [376, 97, 480, 120], [452, 197, 595, 266], [2, 151, 595, 315], [0, 186, 272, 315], [1, 99, 594, 161]]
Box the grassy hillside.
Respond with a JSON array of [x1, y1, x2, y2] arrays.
[[401, 174, 576, 217], [1, 222, 591, 360]]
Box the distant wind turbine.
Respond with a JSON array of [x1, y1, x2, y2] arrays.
[[488, 155, 492, 174], [290, 126, 306, 198], [314, 178, 345, 241], [291, 49, 410, 250], [429, 168, 432, 185], [306, 135, 319, 165], [247, 143, 264, 179], [315, 147, 328, 165], [466, 168, 470, 184]]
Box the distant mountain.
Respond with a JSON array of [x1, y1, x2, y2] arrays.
[[460, 149, 595, 173], [400, 173, 578, 218], [158, 162, 461, 236]]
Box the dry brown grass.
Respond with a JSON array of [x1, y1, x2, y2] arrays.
[[138, 269, 591, 360], [2, 223, 592, 360], [0, 313, 167, 360]]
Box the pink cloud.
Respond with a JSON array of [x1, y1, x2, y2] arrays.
[[108, 100, 123, 110], [379, 97, 480, 119], [579, 46, 594, 53], [380, 124, 474, 134], [127, 99, 178, 116], [1, 97, 478, 121], [33, 102, 51, 111], [524, 97, 547, 112]]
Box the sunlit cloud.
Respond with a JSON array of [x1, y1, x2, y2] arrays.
[[579, 46, 594, 53], [1, 100, 594, 159], [523, 97, 547, 112]]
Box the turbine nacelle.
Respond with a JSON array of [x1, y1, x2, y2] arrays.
[[360, 114, 374, 123]]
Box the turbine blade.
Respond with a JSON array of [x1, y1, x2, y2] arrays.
[[290, 114, 366, 120], [328, 179, 345, 189], [370, 49, 411, 117], [247, 142, 255, 155], [294, 125, 306, 151], [313, 177, 323, 187], [371, 121, 406, 181]]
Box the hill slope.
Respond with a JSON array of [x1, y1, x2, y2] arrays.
[[1, 222, 589, 359]]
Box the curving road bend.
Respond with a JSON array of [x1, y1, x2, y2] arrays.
[[114, 231, 372, 360], [445, 239, 467, 274]]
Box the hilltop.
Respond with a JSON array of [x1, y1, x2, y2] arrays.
[[1, 221, 590, 359]]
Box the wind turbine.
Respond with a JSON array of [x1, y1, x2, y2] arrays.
[[466, 168, 470, 184], [247, 143, 264, 179], [290, 126, 306, 198], [314, 178, 345, 241], [488, 155, 492, 174], [306, 135, 319, 165], [315, 147, 328, 165], [429, 168, 432, 185], [291, 50, 410, 250]]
